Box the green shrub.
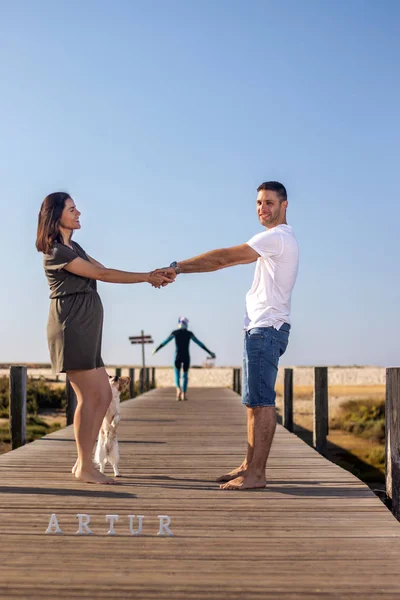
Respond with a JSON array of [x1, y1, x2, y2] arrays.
[[365, 446, 385, 466], [331, 398, 385, 444], [0, 376, 66, 415], [0, 415, 62, 445]]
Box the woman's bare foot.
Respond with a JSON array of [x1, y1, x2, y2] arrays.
[[71, 459, 79, 474], [75, 465, 116, 484], [220, 473, 266, 490], [216, 465, 247, 482]]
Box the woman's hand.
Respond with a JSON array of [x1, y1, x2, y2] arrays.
[[148, 271, 174, 288]]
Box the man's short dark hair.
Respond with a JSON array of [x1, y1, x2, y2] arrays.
[[257, 181, 287, 203]]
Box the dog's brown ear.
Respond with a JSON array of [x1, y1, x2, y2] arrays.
[[118, 376, 130, 392]]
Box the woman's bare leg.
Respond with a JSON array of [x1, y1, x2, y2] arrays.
[[67, 368, 114, 484], [90, 368, 112, 453], [72, 367, 112, 474]]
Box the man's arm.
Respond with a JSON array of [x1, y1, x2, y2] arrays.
[[178, 244, 258, 273], [157, 244, 259, 279]]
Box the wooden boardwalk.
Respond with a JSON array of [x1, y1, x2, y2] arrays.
[[0, 387, 399, 599]]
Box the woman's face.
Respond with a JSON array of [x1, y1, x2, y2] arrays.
[[60, 197, 81, 230]]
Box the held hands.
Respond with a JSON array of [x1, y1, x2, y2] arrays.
[[148, 270, 175, 289], [153, 266, 177, 287], [150, 266, 178, 288], [209, 352, 216, 359]]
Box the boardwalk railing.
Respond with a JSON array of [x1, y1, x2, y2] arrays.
[[9, 366, 27, 449], [386, 368, 400, 520], [7, 364, 156, 448]]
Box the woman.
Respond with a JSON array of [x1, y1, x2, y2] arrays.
[[36, 192, 171, 484], [152, 317, 216, 401]]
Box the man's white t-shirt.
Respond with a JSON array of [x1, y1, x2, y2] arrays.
[[244, 224, 299, 330]]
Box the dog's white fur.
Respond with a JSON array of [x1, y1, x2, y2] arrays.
[[94, 375, 130, 477]]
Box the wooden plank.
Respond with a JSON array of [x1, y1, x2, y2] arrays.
[[0, 387, 399, 599]]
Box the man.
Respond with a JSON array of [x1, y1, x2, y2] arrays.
[[152, 316, 216, 401], [156, 181, 299, 490]]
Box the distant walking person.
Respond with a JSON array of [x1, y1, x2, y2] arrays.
[[153, 317, 216, 401], [36, 192, 172, 484], [154, 181, 299, 489]]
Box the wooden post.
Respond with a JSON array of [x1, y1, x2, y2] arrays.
[[66, 376, 77, 426], [129, 368, 135, 398], [386, 368, 400, 520], [233, 368, 237, 393], [145, 368, 150, 391], [140, 368, 144, 394], [115, 367, 121, 377], [9, 366, 27, 449], [141, 329, 146, 372], [151, 367, 156, 389], [313, 367, 328, 455], [283, 368, 294, 432]]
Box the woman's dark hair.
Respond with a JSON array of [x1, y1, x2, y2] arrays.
[[36, 192, 71, 254], [257, 181, 287, 203]]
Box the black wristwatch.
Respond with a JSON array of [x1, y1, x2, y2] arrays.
[[170, 261, 181, 275]]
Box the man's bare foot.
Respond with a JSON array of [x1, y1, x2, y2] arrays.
[[72, 459, 78, 474], [182, 392, 188, 401], [219, 473, 266, 490], [75, 466, 117, 484], [176, 388, 182, 401], [216, 465, 246, 482]]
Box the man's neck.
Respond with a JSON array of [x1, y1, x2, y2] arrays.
[[266, 219, 288, 230]]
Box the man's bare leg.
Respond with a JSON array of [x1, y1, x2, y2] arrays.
[[217, 407, 255, 481], [220, 406, 276, 490]]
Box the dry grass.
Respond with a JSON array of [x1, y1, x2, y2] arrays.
[[275, 384, 385, 399], [274, 384, 386, 485]]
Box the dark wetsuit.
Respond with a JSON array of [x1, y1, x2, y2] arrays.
[[154, 328, 214, 392]]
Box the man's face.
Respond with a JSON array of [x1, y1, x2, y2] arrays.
[[256, 189, 287, 228]]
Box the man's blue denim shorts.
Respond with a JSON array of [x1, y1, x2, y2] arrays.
[[241, 324, 290, 408]]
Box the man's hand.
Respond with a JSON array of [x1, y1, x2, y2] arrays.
[[148, 270, 175, 288], [154, 266, 177, 280], [153, 267, 177, 286], [209, 352, 216, 359]]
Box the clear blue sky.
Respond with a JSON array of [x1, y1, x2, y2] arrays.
[[1, 0, 399, 367]]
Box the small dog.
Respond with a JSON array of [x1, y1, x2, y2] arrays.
[[94, 375, 130, 477]]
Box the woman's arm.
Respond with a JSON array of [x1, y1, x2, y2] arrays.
[[64, 257, 173, 287], [86, 254, 106, 269]]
